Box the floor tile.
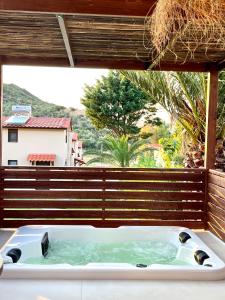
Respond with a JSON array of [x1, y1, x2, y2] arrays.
[[82, 280, 225, 300], [0, 280, 82, 300]]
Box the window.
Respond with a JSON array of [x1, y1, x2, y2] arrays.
[[36, 161, 52, 166], [8, 160, 18, 166], [8, 129, 18, 142]]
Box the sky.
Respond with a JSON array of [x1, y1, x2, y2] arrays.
[[3, 65, 170, 122], [3, 66, 108, 109]]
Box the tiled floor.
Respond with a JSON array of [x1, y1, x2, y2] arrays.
[[0, 229, 225, 300]]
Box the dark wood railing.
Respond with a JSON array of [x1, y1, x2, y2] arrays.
[[0, 167, 206, 229], [208, 169, 225, 241]]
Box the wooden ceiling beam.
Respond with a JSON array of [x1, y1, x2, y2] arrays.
[[57, 15, 74, 67], [0, 55, 212, 72], [0, 56, 147, 70], [217, 60, 225, 71], [0, 56, 70, 68], [0, 0, 156, 17], [152, 62, 212, 73]]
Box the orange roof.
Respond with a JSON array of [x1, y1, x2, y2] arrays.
[[2, 117, 71, 129], [148, 143, 161, 150], [72, 132, 78, 141], [27, 154, 56, 162]]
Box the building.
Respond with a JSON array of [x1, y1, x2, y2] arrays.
[[2, 116, 84, 167]]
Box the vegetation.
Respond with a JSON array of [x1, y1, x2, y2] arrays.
[[72, 115, 109, 150], [3, 84, 71, 117], [3, 83, 107, 151], [82, 71, 160, 136], [85, 135, 150, 167], [121, 70, 225, 145], [133, 152, 159, 168]]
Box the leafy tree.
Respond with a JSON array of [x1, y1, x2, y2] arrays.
[[133, 152, 159, 168], [121, 71, 225, 146], [158, 124, 184, 168], [72, 114, 109, 150], [85, 135, 149, 167], [82, 71, 159, 136], [140, 122, 170, 141]]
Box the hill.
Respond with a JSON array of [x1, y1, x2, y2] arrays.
[[3, 83, 73, 117], [3, 83, 107, 150]]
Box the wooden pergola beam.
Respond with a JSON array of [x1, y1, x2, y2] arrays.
[[204, 68, 219, 169], [0, 0, 156, 17], [0, 63, 2, 166], [57, 15, 74, 67], [0, 55, 214, 72], [217, 60, 225, 71]]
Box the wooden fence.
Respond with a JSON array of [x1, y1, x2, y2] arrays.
[[208, 169, 225, 241], [0, 167, 206, 229]]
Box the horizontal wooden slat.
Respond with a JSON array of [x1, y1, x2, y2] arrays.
[[209, 169, 225, 179], [2, 190, 204, 200], [208, 193, 225, 210], [2, 200, 204, 210], [208, 173, 225, 188], [2, 170, 205, 181], [1, 166, 205, 172], [3, 210, 204, 220], [208, 203, 225, 222], [2, 219, 205, 229], [207, 222, 225, 241], [208, 183, 225, 199], [3, 180, 204, 191], [0, 167, 206, 230], [208, 212, 225, 231], [207, 170, 225, 242]]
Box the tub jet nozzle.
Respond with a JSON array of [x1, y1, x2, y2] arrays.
[[194, 250, 210, 265], [6, 248, 21, 263], [136, 264, 147, 268], [179, 232, 191, 243]]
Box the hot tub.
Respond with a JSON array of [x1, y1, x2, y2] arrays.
[[1, 226, 225, 280]]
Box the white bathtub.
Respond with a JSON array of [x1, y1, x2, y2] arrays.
[[1, 226, 225, 280]]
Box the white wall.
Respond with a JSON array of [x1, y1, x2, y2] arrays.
[[2, 128, 70, 166]]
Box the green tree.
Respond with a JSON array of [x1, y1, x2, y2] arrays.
[[133, 152, 159, 168], [121, 71, 225, 146], [85, 135, 149, 167], [82, 71, 159, 136], [72, 114, 109, 151]]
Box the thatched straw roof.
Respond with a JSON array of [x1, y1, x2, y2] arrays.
[[0, 1, 225, 71], [146, 0, 225, 69]]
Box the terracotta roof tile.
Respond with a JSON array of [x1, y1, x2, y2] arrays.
[[72, 132, 78, 141], [27, 154, 56, 162], [148, 143, 161, 150], [2, 116, 71, 129]]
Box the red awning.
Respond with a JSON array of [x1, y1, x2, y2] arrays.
[[27, 154, 56, 162]]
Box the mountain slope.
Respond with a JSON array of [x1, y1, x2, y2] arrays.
[[3, 83, 73, 117], [2, 83, 107, 150]]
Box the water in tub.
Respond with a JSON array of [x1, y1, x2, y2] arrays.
[[22, 239, 191, 266]]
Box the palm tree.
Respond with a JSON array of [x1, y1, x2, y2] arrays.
[[85, 135, 149, 167], [121, 71, 225, 144], [121, 70, 225, 167]]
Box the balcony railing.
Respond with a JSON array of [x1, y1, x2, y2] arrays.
[[0, 166, 206, 229], [207, 169, 225, 241]]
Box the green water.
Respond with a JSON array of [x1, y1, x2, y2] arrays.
[[22, 240, 189, 266]]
